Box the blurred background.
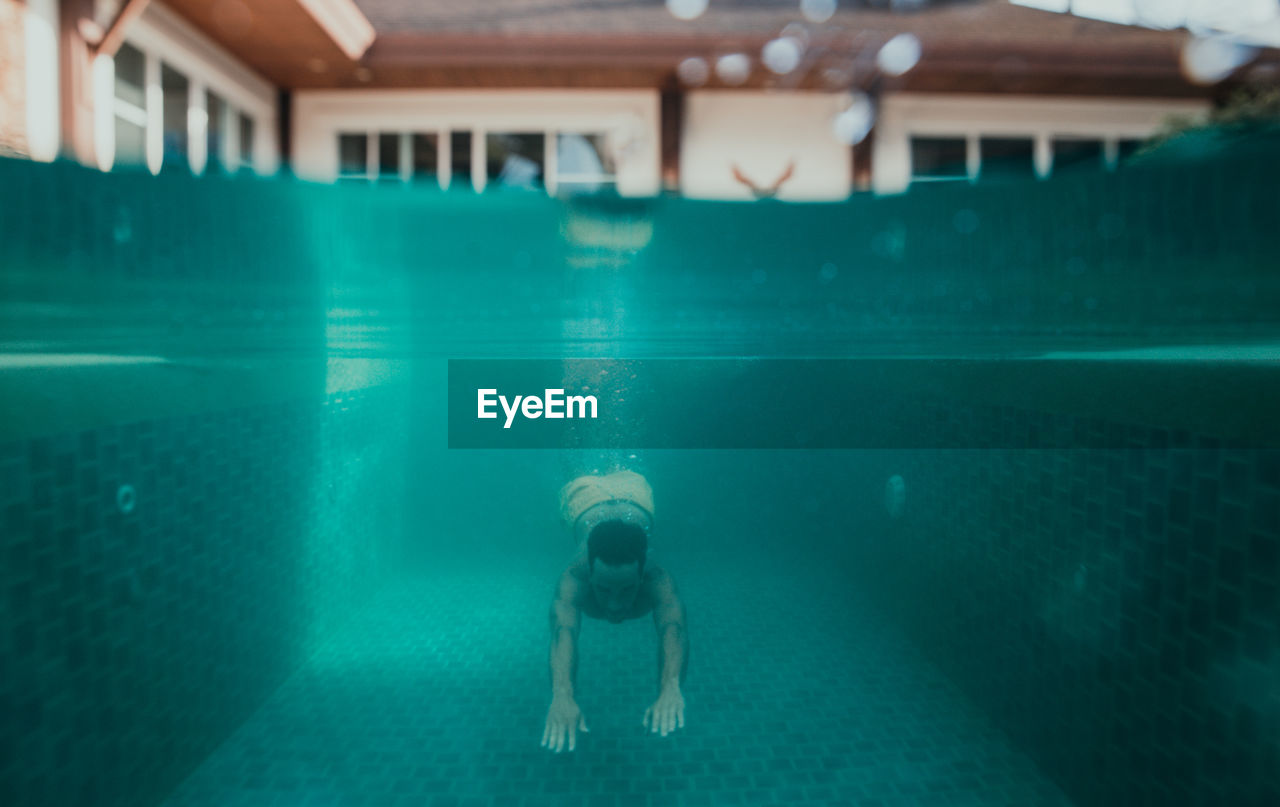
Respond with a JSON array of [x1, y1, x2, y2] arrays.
[[2, 2, 1280, 807], [4, 0, 1280, 196]]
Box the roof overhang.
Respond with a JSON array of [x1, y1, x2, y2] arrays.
[[154, 0, 1280, 95], [161, 0, 374, 86], [324, 31, 1243, 96]]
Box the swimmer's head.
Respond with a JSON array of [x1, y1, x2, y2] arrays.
[[587, 520, 647, 616]]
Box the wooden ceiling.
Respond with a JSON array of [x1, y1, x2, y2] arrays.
[[160, 0, 362, 86]]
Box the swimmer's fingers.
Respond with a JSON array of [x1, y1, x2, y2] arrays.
[[543, 719, 564, 753]]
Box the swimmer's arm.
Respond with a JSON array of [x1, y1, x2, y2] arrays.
[[650, 570, 688, 691], [549, 569, 583, 698]]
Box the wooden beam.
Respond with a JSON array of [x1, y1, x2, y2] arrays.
[[59, 0, 96, 164], [852, 129, 874, 193], [278, 88, 293, 172], [95, 0, 151, 58], [660, 84, 682, 194], [297, 0, 375, 61]]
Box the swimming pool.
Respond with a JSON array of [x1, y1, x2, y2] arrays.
[[2, 145, 1277, 806]]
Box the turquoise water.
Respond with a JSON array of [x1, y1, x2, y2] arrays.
[[1, 141, 1278, 807]]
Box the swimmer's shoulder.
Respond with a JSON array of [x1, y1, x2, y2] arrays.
[[567, 554, 591, 586]]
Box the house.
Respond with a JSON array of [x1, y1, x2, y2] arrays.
[[2, 0, 1276, 199]]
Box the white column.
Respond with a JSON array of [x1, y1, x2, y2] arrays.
[[366, 129, 376, 179], [92, 53, 115, 172], [399, 132, 411, 181], [870, 123, 910, 195], [189, 79, 207, 174], [1034, 133, 1051, 179], [438, 129, 451, 189], [220, 101, 234, 169], [472, 128, 486, 191], [226, 104, 241, 170], [144, 51, 162, 175], [24, 0, 59, 162], [255, 110, 275, 174], [965, 133, 980, 180], [544, 129, 557, 195]]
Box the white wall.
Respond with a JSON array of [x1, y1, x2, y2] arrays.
[[95, 0, 278, 174], [872, 93, 1211, 194], [24, 0, 59, 162], [681, 91, 853, 202], [292, 89, 661, 196]]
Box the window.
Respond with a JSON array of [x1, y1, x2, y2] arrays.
[[1051, 137, 1104, 174], [239, 113, 255, 171], [910, 137, 967, 182], [555, 133, 617, 195], [450, 131, 472, 190], [161, 63, 189, 168], [111, 41, 259, 175], [113, 42, 146, 168], [979, 137, 1035, 180], [337, 132, 368, 180], [331, 128, 626, 192], [411, 133, 438, 183], [337, 132, 443, 184], [206, 90, 227, 171], [378, 132, 400, 181], [485, 132, 544, 190]]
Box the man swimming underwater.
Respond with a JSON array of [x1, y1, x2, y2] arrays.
[[542, 471, 689, 753]]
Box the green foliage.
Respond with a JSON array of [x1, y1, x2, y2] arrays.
[[1138, 84, 1280, 157]]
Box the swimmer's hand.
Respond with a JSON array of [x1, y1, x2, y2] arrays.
[[642, 684, 685, 737], [542, 694, 588, 753]]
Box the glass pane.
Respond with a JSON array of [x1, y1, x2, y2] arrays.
[[114, 42, 145, 109], [555, 133, 616, 195], [450, 131, 472, 190], [239, 113, 255, 169], [411, 133, 437, 182], [206, 91, 226, 171], [1052, 138, 1104, 174], [161, 63, 189, 168], [556, 133, 616, 177], [338, 133, 367, 176], [979, 137, 1035, 180], [114, 117, 146, 168], [378, 132, 401, 180], [910, 137, 967, 179], [485, 132, 544, 190]]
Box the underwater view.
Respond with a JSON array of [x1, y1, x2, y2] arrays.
[[3, 127, 1279, 807], [3, 2, 1280, 806]]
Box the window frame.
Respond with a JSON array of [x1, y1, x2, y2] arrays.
[[908, 135, 972, 184]]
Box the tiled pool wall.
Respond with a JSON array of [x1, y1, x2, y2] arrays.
[[1, 381, 410, 807], [844, 407, 1280, 807]]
